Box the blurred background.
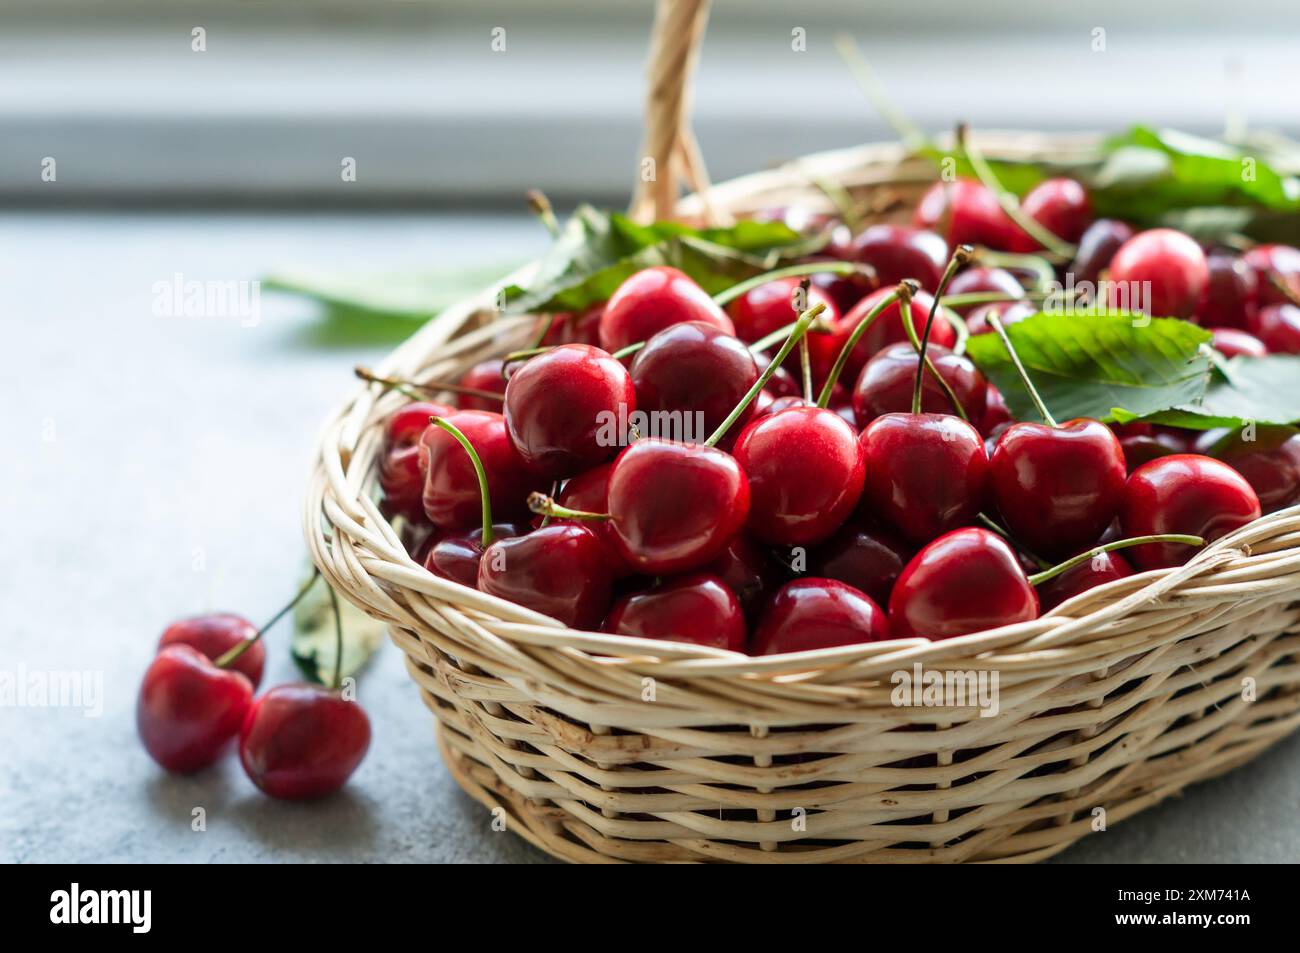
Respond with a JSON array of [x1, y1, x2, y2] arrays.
[[5, 1, 1300, 865]]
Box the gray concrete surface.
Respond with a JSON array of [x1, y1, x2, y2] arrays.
[[2, 211, 1296, 864]]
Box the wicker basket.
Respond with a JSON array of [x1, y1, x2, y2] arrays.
[[304, 0, 1300, 862]]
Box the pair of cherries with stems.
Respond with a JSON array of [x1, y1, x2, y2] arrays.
[[138, 572, 371, 799]]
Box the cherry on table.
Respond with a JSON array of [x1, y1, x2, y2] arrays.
[[852, 341, 987, 427], [137, 644, 253, 773], [1202, 425, 1300, 513], [839, 224, 948, 292], [1021, 177, 1093, 244], [239, 684, 371, 800], [421, 410, 543, 530], [1210, 327, 1268, 359], [158, 613, 265, 688], [457, 359, 509, 410], [750, 578, 890, 654], [1249, 303, 1300, 354], [630, 321, 760, 440], [603, 573, 746, 652], [477, 523, 614, 628], [598, 266, 735, 353], [1198, 252, 1258, 329], [1106, 228, 1209, 319], [809, 518, 912, 607], [1038, 550, 1134, 611], [1070, 218, 1135, 286]]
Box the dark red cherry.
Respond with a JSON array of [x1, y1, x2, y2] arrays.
[[1070, 218, 1135, 286], [137, 644, 253, 773], [629, 321, 760, 440], [725, 277, 838, 344], [840, 224, 948, 292], [477, 523, 614, 628], [239, 684, 371, 800], [1021, 177, 1093, 244], [827, 287, 958, 380], [598, 266, 735, 353], [1249, 304, 1300, 354], [852, 341, 987, 426], [980, 384, 1013, 436], [603, 573, 746, 652], [1203, 425, 1300, 513], [554, 463, 634, 577], [1210, 327, 1268, 358], [706, 534, 778, 621], [751, 349, 801, 398], [859, 413, 989, 545], [1038, 550, 1134, 611], [1106, 228, 1209, 318], [1120, 454, 1262, 569], [989, 418, 1127, 558], [809, 262, 877, 315], [379, 401, 454, 521], [541, 304, 604, 346], [158, 613, 264, 688], [942, 267, 1025, 316], [732, 406, 865, 546], [1242, 244, 1300, 307], [1113, 422, 1190, 472], [913, 179, 1024, 251], [457, 359, 508, 410], [889, 528, 1039, 640], [606, 439, 750, 574], [423, 522, 526, 588], [1197, 253, 1258, 329], [809, 518, 912, 607], [751, 578, 890, 654], [503, 343, 635, 479], [421, 410, 542, 530], [965, 300, 1038, 337]]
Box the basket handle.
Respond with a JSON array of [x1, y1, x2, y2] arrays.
[[629, 0, 724, 224]]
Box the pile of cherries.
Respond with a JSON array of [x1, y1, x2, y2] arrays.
[[373, 174, 1300, 656]]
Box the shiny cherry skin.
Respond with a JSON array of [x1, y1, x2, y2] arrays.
[[1070, 218, 1135, 286], [424, 522, 526, 588], [1249, 304, 1300, 354], [477, 523, 614, 628], [1242, 244, 1300, 307], [1114, 423, 1189, 472], [1021, 177, 1093, 244], [827, 287, 958, 380], [606, 439, 750, 574], [137, 644, 253, 773], [914, 179, 1025, 251], [603, 573, 746, 652], [989, 418, 1127, 558], [981, 384, 1013, 436], [1203, 425, 1300, 513], [598, 266, 735, 353], [379, 400, 454, 521], [239, 684, 371, 800], [852, 341, 987, 426], [1038, 550, 1134, 611], [1210, 327, 1268, 358], [751, 349, 801, 398], [629, 321, 760, 440], [540, 304, 604, 346], [732, 406, 865, 547], [943, 267, 1025, 316], [859, 413, 989, 545], [457, 359, 508, 411], [554, 463, 634, 577], [158, 613, 264, 688], [421, 410, 542, 530], [725, 277, 838, 343], [809, 518, 912, 607], [841, 224, 948, 292], [809, 261, 877, 315], [706, 534, 777, 621], [751, 578, 890, 655], [504, 343, 635, 479], [1197, 253, 1257, 329], [1106, 228, 1209, 318], [889, 528, 1039, 640], [1120, 454, 1262, 569], [965, 300, 1038, 337]]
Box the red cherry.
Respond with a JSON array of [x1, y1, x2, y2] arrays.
[[457, 359, 508, 411], [421, 410, 542, 531], [423, 522, 525, 588], [841, 224, 948, 292], [1114, 423, 1191, 472], [1120, 454, 1262, 569], [943, 267, 1025, 316], [809, 262, 877, 315], [540, 304, 604, 346], [1249, 304, 1300, 354], [598, 266, 734, 353], [725, 277, 837, 343], [859, 413, 989, 545], [889, 528, 1039, 640], [980, 384, 1013, 436], [1210, 326, 1268, 358], [732, 406, 865, 547], [751, 349, 801, 398], [477, 523, 613, 628], [1038, 550, 1134, 611], [1106, 228, 1209, 318], [379, 401, 453, 521], [605, 439, 750, 575], [1242, 244, 1300, 306], [809, 518, 912, 607], [1197, 253, 1258, 329], [1070, 218, 1135, 286], [239, 684, 371, 800], [1021, 177, 1093, 244], [137, 644, 253, 773], [828, 287, 957, 379], [554, 463, 634, 577], [989, 418, 1127, 558], [158, 614, 264, 688], [706, 534, 778, 621], [965, 300, 1038, 337], [751, 578, 890, 654], [603, 573, 746, 651], [914, 179, 1024, 251], [1203, 425, 1300, 513], [629, 321, 760, 440], [503, 344, 635, 479], [852, 341, 987, 426]]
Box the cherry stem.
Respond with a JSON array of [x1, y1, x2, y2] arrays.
[[912, 245, 973, 416], [214, 570, 321, 669], [326, 582, 345, 691], [428, 416, 494, 548], [797, 279, 814, 401], [957, 123, 1077, 261], [529, 314, 558, 349], [814, 281, 910, 408], [527, 492, 609, 522], [355, 366, 503, 404], [900, 301, 970, 422], [972, 249, 1056, 292], [501, 345, 552, 366], [978, 513, 1050, 570], [712, 260, 875, 307], [748, 313, 834, 354], [526, 188, 561, 237], [1267, 271, 1300, 307], [1027, 534, 1205, 586], [988, 313, 1057, 427], [940, 290, 1052, 309], [705, 301, 828, 447]]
